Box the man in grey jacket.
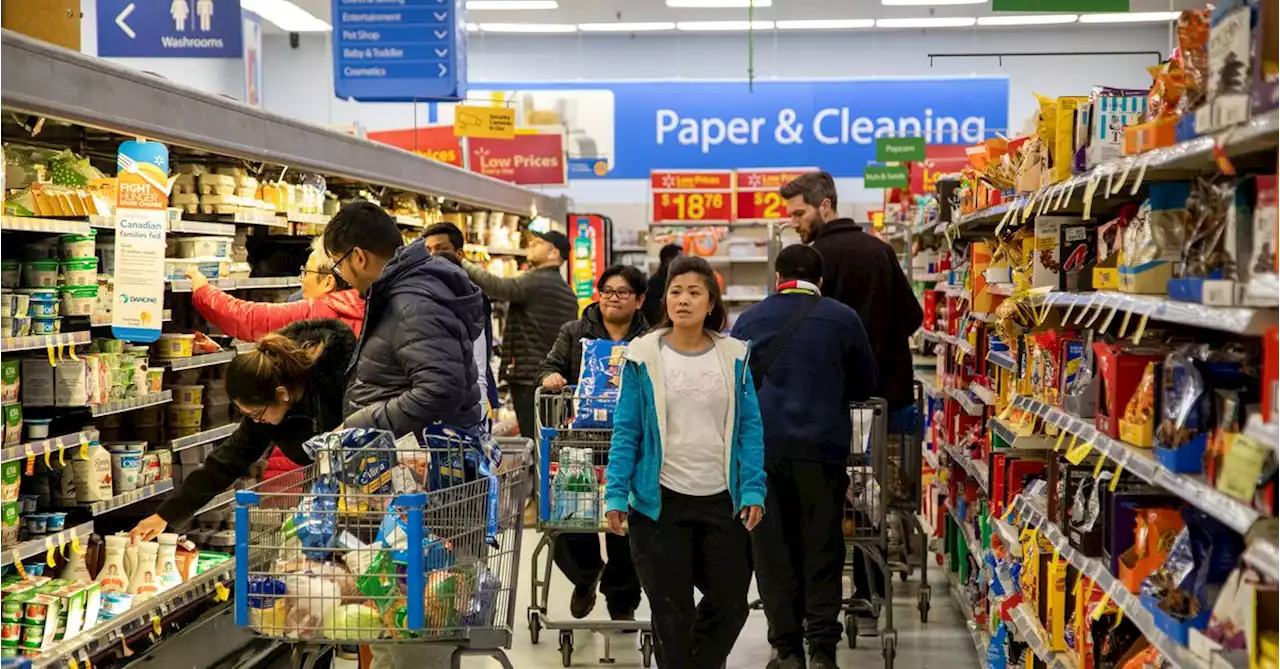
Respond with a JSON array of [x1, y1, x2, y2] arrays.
[[462, 229, 578, 438], [324, 201, 485, 435]]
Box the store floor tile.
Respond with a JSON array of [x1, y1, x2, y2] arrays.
[[332, 530, 978, 669]]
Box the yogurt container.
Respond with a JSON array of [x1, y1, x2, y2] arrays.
[[25, 514, 47, 535], [154, 334, 195, 358], [24, 418, 51, 440], [174, 237, 231, 259], [43, 512, 66, 532], [0, 260, 19, 289], [100, 592, 133, 618], [166, 404, 203, 428], [110, 448, 143, 493], [17, 288, 56, 303], [59, 231, 96, 260], [29, 318, 60, 336], [58, 286, 97, 317], [171, 384, 203, 405], [59, 259, 98, 287], [21, 260, 57, 288], [146, 369, 165, 393], [26, 300, 58, 318]]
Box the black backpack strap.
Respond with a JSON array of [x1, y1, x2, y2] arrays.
[[750, 295, 821, 391]]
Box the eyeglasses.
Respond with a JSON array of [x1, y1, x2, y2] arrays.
[[329, 248, 355, 279], [299, 265, 332, 278], [246, 405, 268, 423], [600, 288, 635, 300]]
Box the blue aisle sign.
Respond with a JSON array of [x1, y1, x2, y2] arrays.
[[332, 0, 466, 101], [97, 0, 243, 58], [466, 78, 1009, 178]]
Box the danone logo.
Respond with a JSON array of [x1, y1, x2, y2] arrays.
[[119, 294, 160, 305]]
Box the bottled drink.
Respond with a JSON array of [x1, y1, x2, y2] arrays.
[[551, 449, 569, 523]]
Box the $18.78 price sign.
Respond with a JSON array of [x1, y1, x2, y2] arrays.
[[735, 168, 818, 221], [651, 170, 733, 223]]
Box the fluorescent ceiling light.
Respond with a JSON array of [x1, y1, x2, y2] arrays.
[[667, 0, 771, 7], [1078, 11, 1180, 23], [476, 22, 577, 32], [882, 0, 984, 5], [578, 22, 677, 32], [977, 14, 1078, 25], [467, 0, 558, 9], [876, 16, 976, 28], [676, 20, 775, 30], [776, 19, 875, 30], [240, 0, 330, 32]]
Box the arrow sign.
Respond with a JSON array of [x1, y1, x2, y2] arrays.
[[435, 48, 448, 57], [434, 30, 447, 39], [438, 64, 448, 77], [434, 12, 447, 21], [332, 0, 462, 100], [116, 3, 136, 39]]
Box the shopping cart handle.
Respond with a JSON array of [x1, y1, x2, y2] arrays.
[[391, 492, 427, 510]]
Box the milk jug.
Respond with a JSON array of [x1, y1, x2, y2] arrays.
[[128, 541, 160, 601], [96, 534, 130, 593], [155, 533, 182, 591]]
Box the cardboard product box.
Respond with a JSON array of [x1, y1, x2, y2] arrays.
[[1093, 342, 1166, 439], [1123, 116, 1179, 154], [1052, 97, 1089, 183], [1254, 0, 1279, 115], [1058, 225, 1097, 292], [1033, 216, 1071, 289], [1046, 554, 1070, 651], [1086, 94, 1148, 169], [1197, 0, 1256, 133]]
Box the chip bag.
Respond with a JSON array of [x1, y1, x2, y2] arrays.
[[572, 339, 627, 428]]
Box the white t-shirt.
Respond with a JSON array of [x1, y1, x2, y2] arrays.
[[658, 339, 730, 496]]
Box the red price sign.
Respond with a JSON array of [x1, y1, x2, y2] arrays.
[[651, 170, 734, 223], [734, 167, 818, 221]]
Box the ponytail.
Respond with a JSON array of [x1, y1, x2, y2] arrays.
[[226, 333, 325, 406]]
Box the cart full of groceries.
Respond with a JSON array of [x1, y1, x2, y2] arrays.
[[232, 426, 532, 669]]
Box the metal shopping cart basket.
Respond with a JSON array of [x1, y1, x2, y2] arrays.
[[843, 398, 901, 668], [527, 388, 654, 668], [882, 380, 932, 624], [232, 428, 532, 669]]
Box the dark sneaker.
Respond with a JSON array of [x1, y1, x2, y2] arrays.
[[767, 649, 807, 669], [569, 584, 597, 619], [810, 649, 840, 669], [610, 608, 638, 633]]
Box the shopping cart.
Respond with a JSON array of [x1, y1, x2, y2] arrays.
[[882, 380, 932, 624], [527, 388, 654, 668], [843, 398, 899, 668], [232, 429, 532, 669]]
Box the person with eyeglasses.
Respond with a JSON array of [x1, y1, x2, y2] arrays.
[[537, 264, 649, 623], [128, 319, 356, 543], [185, 237, 366, 340]]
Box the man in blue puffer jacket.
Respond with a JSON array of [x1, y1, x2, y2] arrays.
[[731, 244, 877, 669]]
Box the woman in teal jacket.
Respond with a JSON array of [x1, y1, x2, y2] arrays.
[[604, 256, 766, 669]]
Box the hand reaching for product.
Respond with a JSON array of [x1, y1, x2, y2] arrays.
[[130, 514, 168, 544], [185, 269, 210, 291], [739, 505, 763, 532], [605, 510, 627, 536], [542, 373, 568, 392]]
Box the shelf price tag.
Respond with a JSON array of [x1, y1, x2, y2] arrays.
[[80, 433, 90, 460], [12, 557, 25, 579], [58, 444, 66, 467], [734, 168, 815, 221], [25, 446, 36, 476], [650, 171, 734, 224], [72, 536, 84, 556], [1131, 314, 1150, 345], [152, 614, 162, 637], [1129, 158, 1149, 196], [1093, 454, 1108, 478], [45, 538, 56, 568], [1065, 440, 1094, 466], [46, 343, 57, 368], [1110, 461, 1125, 491], [214, 581, 230, 602]]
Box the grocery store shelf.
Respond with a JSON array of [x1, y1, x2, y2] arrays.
[[1040, 290, 1278, 336], [923, 447, 939, 471], [969, 382, 997, 406], [1244, 537, 1280, 582], [948, 386, 984, 416], [169, 423, 237, 452], [1012, 394, 1261, 535], [86, 479, 174, 516], [949, 575, 989, 662], [28, 558, 235, 669], [0, 31, 566, 221], [1013, 495, 1208, 669], [192, 488, 237, 517], [0, 429, 99, 464], [988, 416, 1057, 450], [167, 218, 237, 236], [0, 521, 95, 567], [944, 439, 989, 493], [986, 349, 1015, 372], [464, 244, 527, 257], [648, 221, 770, 229], [90, 390, 173, 417], [1, 330, 90, 353], [160, 349, 237, 371], [0, 215, 91, 235], [283, 210, 328, 226], [234, 277, 303, 290], [92, 309, 172, 327], [952, 506, 981, 558]]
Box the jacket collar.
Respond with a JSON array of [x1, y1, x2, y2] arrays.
[[777, 279, 820, 295], [582, 302, 650, 340], [813, 218, 863, 242], [625, 328, 747, 367]]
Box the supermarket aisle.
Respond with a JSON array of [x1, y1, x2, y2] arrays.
[[335, 529, 978, 668]]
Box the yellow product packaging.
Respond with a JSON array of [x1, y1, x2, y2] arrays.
[[1053, 97, 1089, 183], [1046, 555, 1069, 651]]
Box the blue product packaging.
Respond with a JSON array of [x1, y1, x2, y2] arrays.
[[376, 511, 454, 572], [421, 424, 502, 548], [295, 475, 339, 560], [572, 338, 626, 428]]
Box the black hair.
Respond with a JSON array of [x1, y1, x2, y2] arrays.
[[775, 244, 824, 284], [323, 201, 404, 259], [423, 222, 465, 251], [597, 264, 646, 295], [661, 256, 727, 332], [780, 171, 839, 211], [658, 243, 682, 266]]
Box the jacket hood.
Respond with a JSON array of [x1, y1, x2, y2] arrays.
[[581, 302, 650, 340], [319, 289, 366, 324], [371, 239, 486, 342]]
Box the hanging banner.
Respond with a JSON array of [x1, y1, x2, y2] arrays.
[[651, 170, 733, 224], [367, 125, 464, 167], [734, 167, 818, 222], [112, 140, 171, 343], [331, 0, 465, 101], [864, 165, 910, 189], [468, 134, 567, 186], [876, 136, 925, 162]]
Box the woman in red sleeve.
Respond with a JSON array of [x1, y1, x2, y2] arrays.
[[188, 239, 366, 339]]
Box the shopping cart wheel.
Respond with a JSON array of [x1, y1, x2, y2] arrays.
[[844, 613, 858, 649], [527, 609, 542, 644], [559, 630, 574, 667], [882, 636, 897, 669], [640, 633, 654, 668], [918, 588, 931, 623]]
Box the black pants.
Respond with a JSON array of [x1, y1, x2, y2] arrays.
[[753, 459, 849, 657], [511, 383, 537, 440], [554, 533, 642, 616], [629, 489, 751, 669]]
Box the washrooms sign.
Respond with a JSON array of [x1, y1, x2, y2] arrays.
[[97, 0, 243, 58]]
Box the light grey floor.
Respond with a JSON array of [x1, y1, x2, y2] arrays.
[[337, 530, 980, 669]]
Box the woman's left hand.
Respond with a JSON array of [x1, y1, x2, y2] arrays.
[[739, 505, 763, 532]]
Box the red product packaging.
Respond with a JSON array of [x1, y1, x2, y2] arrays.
[[1265, 326, 1277, 423], [923, 290, 938, 331], [1092, 342, 1166, 439]]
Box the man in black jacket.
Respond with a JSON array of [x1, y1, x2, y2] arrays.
[[463, 230, 578, 439], [539, 265, 648, 622], [642, 243, 681, 326]]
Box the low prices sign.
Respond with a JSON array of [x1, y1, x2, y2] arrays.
[[909, 144, 971, 196], [468, 134, 567, 186], [367, 126, 464, 167], [735, 167, 817, 221], [651, 170, 733, 223]]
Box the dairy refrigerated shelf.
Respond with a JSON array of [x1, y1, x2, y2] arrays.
[[168, 423, 237, 453], [161, 350, 237, 371], [86, 480, 175, 516], [1, 331, 91, 353], [90, 391, 173, 418], [0, 429, 99, 464], [0, 215, 91, 235], [1, 521, 96, 567]]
